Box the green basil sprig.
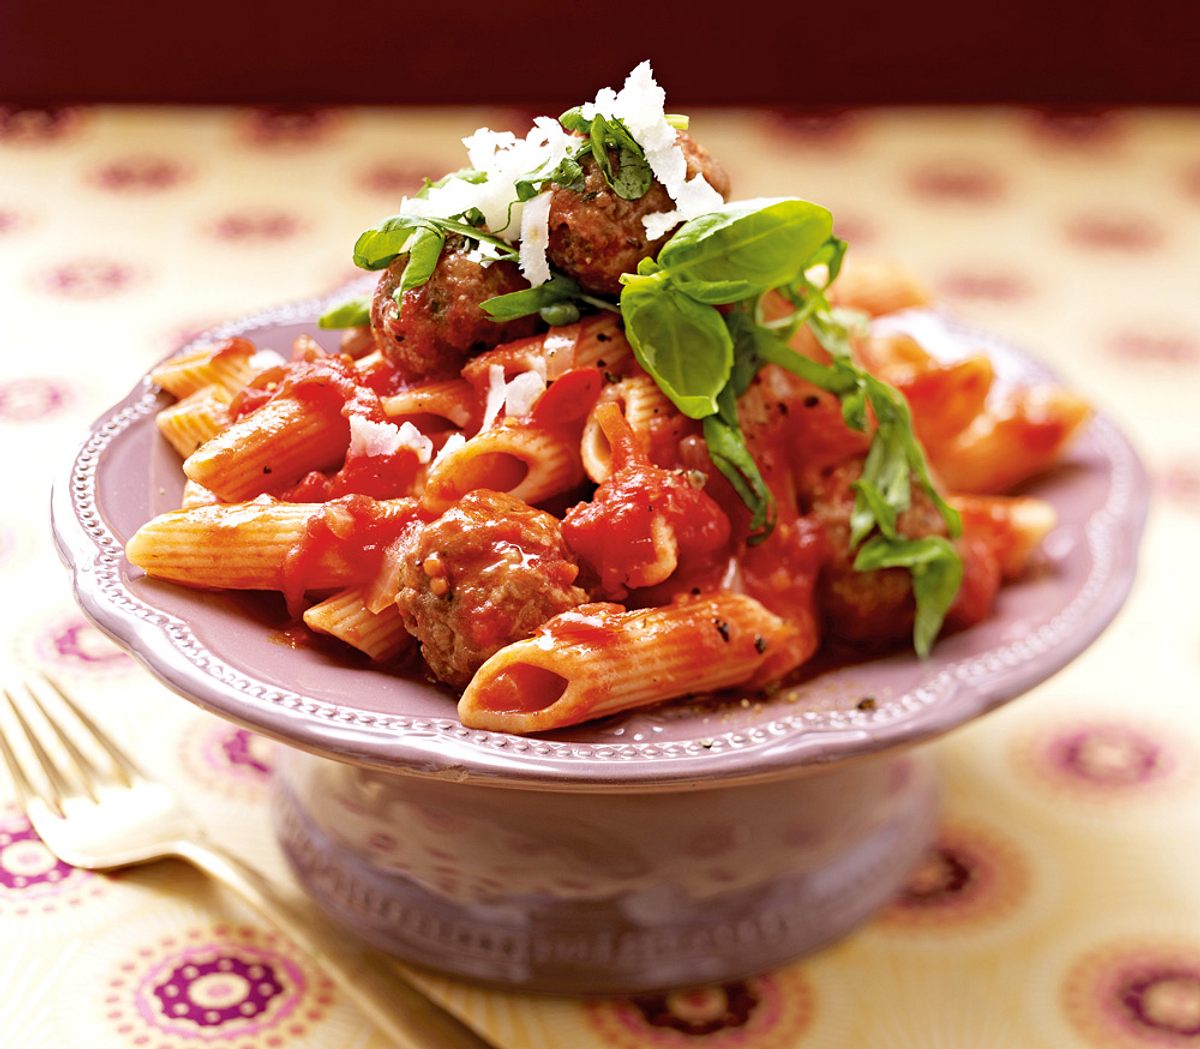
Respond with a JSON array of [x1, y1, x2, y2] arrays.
[[558, 107, 654, 202], [317, 296, 371, 330], [617, 196, 963, 654], [482, 273, 619, 327]]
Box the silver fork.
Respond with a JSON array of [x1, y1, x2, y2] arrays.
[[0, 675, 490, 1049]]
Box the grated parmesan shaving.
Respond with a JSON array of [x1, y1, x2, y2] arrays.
[[541, 330, 576, 380], [579, 60, 722, 238], [391, 62, 720, 284], [248, 349, 288, 373], [504, 369, 546, 418], [481, 364, 507, 432], [518, 191, 553, 287], [347, 415, 433, 463], [432, 431, 466, 468]]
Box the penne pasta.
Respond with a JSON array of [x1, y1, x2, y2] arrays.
[[382, 379, 475, 430], [951, 494, 1058, 579], [125, 496, 418, 593], [156, 383, 233, 458], [829, 256, 932, 317], [580, 373, 675, 483], [151, 337, 281, 398], [458, 593, 799, 733], [180, 479, 219, 509], [183, 394, 348, 502], [461, 313, 630, 388], [929, 386, 1093, 494], [421, 420, 584, 513], [303, 588, 413, 661]]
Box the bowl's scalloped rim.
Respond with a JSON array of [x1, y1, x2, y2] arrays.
[[51, 294, 1151, 792]]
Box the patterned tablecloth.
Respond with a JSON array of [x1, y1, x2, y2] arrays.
[[1, 102, 1198, 1049]]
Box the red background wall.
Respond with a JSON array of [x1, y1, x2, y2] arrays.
[[2, 0, 1198, 106]]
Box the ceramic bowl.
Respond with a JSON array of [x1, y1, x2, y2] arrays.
[[52, 297, 1148, 994]]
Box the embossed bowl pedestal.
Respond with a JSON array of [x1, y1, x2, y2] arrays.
[[271, 745, 937, 995], [53, 301, 1149, 996]]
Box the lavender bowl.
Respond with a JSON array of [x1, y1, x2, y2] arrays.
[[52, 298, 1148, 994]]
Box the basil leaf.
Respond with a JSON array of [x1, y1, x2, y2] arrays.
[[482, 274, 581, 321], [418, 168, 487, 198], [353, 215, 424, 270], [558, 107, 590, 134], [394, 227, 445, 306], [317, 297, 371, 329], [704, 383, 775, 541], [657, 198, 834, 304], [620, 274, 732, 419], [853, 535, 963, 656], [603, 118, 653, 200]]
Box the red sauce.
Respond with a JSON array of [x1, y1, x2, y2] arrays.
[[210, 336, 257, 364], [563, 403, 731, 599], [530, 366, 603, 427], [278, 495, 423, 616]]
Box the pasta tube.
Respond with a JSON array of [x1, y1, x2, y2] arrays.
[[421, 421, 583, 513], [303, 588, 413, 661], [156, 383, 232, 458], [183, 394, 348, 501], [151, 338, 275, 398], [458, 593, 797, 733], [125, 497, 416, 592]]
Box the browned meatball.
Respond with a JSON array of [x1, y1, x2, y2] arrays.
[[371, 239, 540, 382], [546, 132, 731, 296], [807, 460, 947, 648], [394, 490, 588, 687]]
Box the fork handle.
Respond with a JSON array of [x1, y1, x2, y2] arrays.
[[171, 838, 491, 1049]]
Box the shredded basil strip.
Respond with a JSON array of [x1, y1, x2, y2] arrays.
[[853, 535, 964, 657], [317, 297, 371, 330]]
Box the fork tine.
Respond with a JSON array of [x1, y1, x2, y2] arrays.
[[41, 674, 141, 786], [0, 694, 38, 812], [3, 687, 72, 815], [22, 683, 101, 802]]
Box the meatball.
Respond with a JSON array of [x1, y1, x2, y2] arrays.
[[546, 132, 731, 296], [371, 239, 539, 382], [807, 460, 948, 648], [394, 490, 588, 687]]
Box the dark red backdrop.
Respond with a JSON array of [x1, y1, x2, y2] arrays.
[[3, 0, 1199, 106]]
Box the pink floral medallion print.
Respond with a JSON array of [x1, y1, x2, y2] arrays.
[[761, 108, 862, 149], [357, 161, 438, 196], [1063, 940, 1200, 1048], [878, 822, 1031, 932], [0, 378, 73, 422], [1107, 329, 1199, 366], [33, 613, 131, 672], [0, 805, 100, 916], [1017, 720, 1185, 800], [1025, 107, 1125, 149], [938, 265, 1033, 303], [0, 105, 83, 143], [907, 161, 1006, 202], [237, 106, 339, 147], [179, 720, 275, 800], [1158, 462, 1200, 513], [587, 972, 815, 1047], [91, 156, 189, 193], [211, 210, 304, 242], [0, 208, 29, 234], [36, 258, 138, 298], [104, 925, 334, 1048], [1065, 212, 1165, 253]]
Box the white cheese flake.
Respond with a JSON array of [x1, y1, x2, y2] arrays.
[[481, 363, 507, 432], [347, 415, 433, 463], [432, 431, 466, 468], [504, 369, 546, 418], [248, 349, 288, 373], [518, 191, 553, 287]]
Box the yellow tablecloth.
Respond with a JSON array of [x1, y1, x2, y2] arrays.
[[2, 103, 1198, 1048]]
